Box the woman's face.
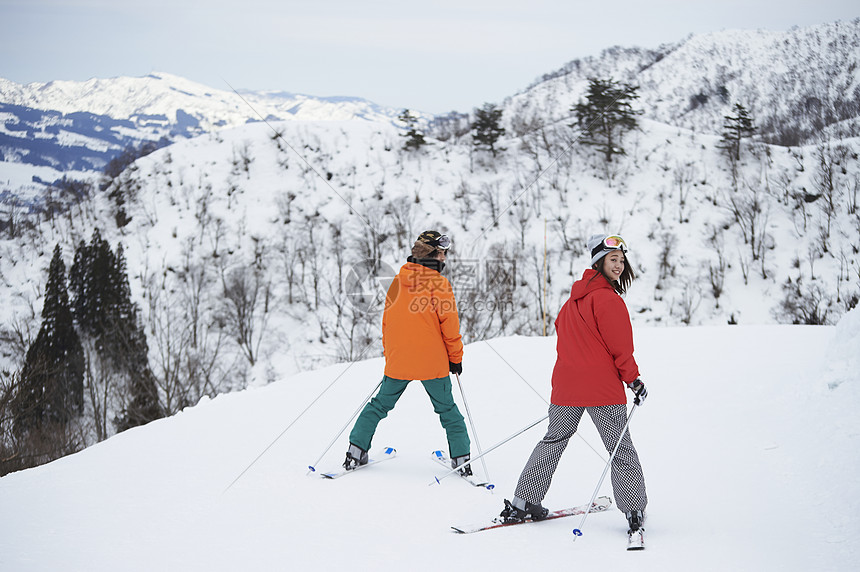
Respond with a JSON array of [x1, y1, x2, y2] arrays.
[[602, 251, 625, 281]]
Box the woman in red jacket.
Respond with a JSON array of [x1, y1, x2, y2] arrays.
[[501, 234, 649, 537]]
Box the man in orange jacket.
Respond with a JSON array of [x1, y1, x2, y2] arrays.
[[343, 231, 471, 474]]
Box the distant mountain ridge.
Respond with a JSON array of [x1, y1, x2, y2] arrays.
[[1, 20, 859, 195], [0, 72, 406, 195], [0, 72, 401, 127]]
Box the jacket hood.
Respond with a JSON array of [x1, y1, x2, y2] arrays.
[[570, 268, 614, 301]]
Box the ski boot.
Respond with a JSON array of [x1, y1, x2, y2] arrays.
[[500, 498, 549, 523], [342, 444, 368, 470], [451, 454, 473, 477], [626, 510, 646, 550]]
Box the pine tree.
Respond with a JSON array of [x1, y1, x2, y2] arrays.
[[13, 245, 84, 433], [69, 230, 162, 432], [572, 77, 642, 163], [398, 109, 427, 151], [720, 103, 756, 162], [69, 229, 116, 346], [471, 103, 506, 157], [111, 244, 161, 431]]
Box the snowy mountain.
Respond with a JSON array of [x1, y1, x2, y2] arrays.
[[0, 72, 403, 127], [1, 314, 859, 570], [0, 72, 406, 198], [3, 20, 860, 199], [505, 19, 860, 145]]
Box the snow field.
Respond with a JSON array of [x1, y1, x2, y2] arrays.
[[2, 313, 859, 571]]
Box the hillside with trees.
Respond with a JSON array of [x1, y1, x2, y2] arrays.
[[1, 20, 858, 473]]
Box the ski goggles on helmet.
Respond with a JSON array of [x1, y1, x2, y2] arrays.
[[432, 235, 451, 250], [591, 235, 627, 259], [417, 231, 451, 250]]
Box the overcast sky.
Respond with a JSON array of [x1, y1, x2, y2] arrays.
[[1, 0, 857, 114]]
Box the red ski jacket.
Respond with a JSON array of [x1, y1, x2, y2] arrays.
[[550, 269, 640, 406]]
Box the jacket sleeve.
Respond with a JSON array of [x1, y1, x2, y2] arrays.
[[592, 291, 640, 382], [436, 278, 464, 364]]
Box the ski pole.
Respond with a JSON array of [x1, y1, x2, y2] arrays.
[[223, 362, 370, 492], [454, 372, 491, 483], [572, 403, 638, 539], [306, 378, 384, 475], [430, 412, 548, 486], [483, 340, 606, 463]]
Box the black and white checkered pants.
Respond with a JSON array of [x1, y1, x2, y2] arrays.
[[513, 403, 647, 513]]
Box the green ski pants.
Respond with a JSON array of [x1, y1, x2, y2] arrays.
[[348, 375, 470, 458]]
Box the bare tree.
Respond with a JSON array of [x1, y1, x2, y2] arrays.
[[813, 143, 850, 246], [453, 179, 475, 231], [774, 278, 833, 325], [145, 265, 236, 416], [723, 180, 770, 263], [674, 161, 696, 223], [232, 142, 254, 179], [478, 182, 502, 228], [217, 260, 271, 367], [82, 338, 121, 442], [277, 232, 304, 306], [705, 225, 727, 308], [508, 185, 532, 249], [655, 232, 677, 291], [672, 279, 702, 325], [328, 269, 382, 362], [386, 196, 417, 251]]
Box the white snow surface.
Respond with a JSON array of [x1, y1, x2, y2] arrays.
[[2, 310, 859, 571]]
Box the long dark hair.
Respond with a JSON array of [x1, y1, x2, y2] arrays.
[[592, 253, 636, 295]]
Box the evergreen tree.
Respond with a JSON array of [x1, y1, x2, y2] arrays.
[[572, 77, 642, 163], [720, 102, 756, 162], [69, 230, 162, 432], [13, 245, 84, 433], [398, 109, 427, 151], [111, 244, 161, 431], [471, 103, 506, 157], [70, 229, 116, 346]]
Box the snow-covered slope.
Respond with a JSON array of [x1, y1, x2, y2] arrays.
[[1, 310, 858, 571], [97, 116, 860, 328], [2, 109, 857, 396]]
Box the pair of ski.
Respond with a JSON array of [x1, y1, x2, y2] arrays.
[[312, 447, 642, 549], [310, 446, 398, 479], [452, 493, 643, 549], [312, 447, 493, 490]]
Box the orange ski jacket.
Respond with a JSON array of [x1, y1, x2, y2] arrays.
[[382, 261, 463, 380]]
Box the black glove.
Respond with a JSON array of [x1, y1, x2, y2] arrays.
[[628, 379, 647, 405], [449, 362, 462, 376]]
